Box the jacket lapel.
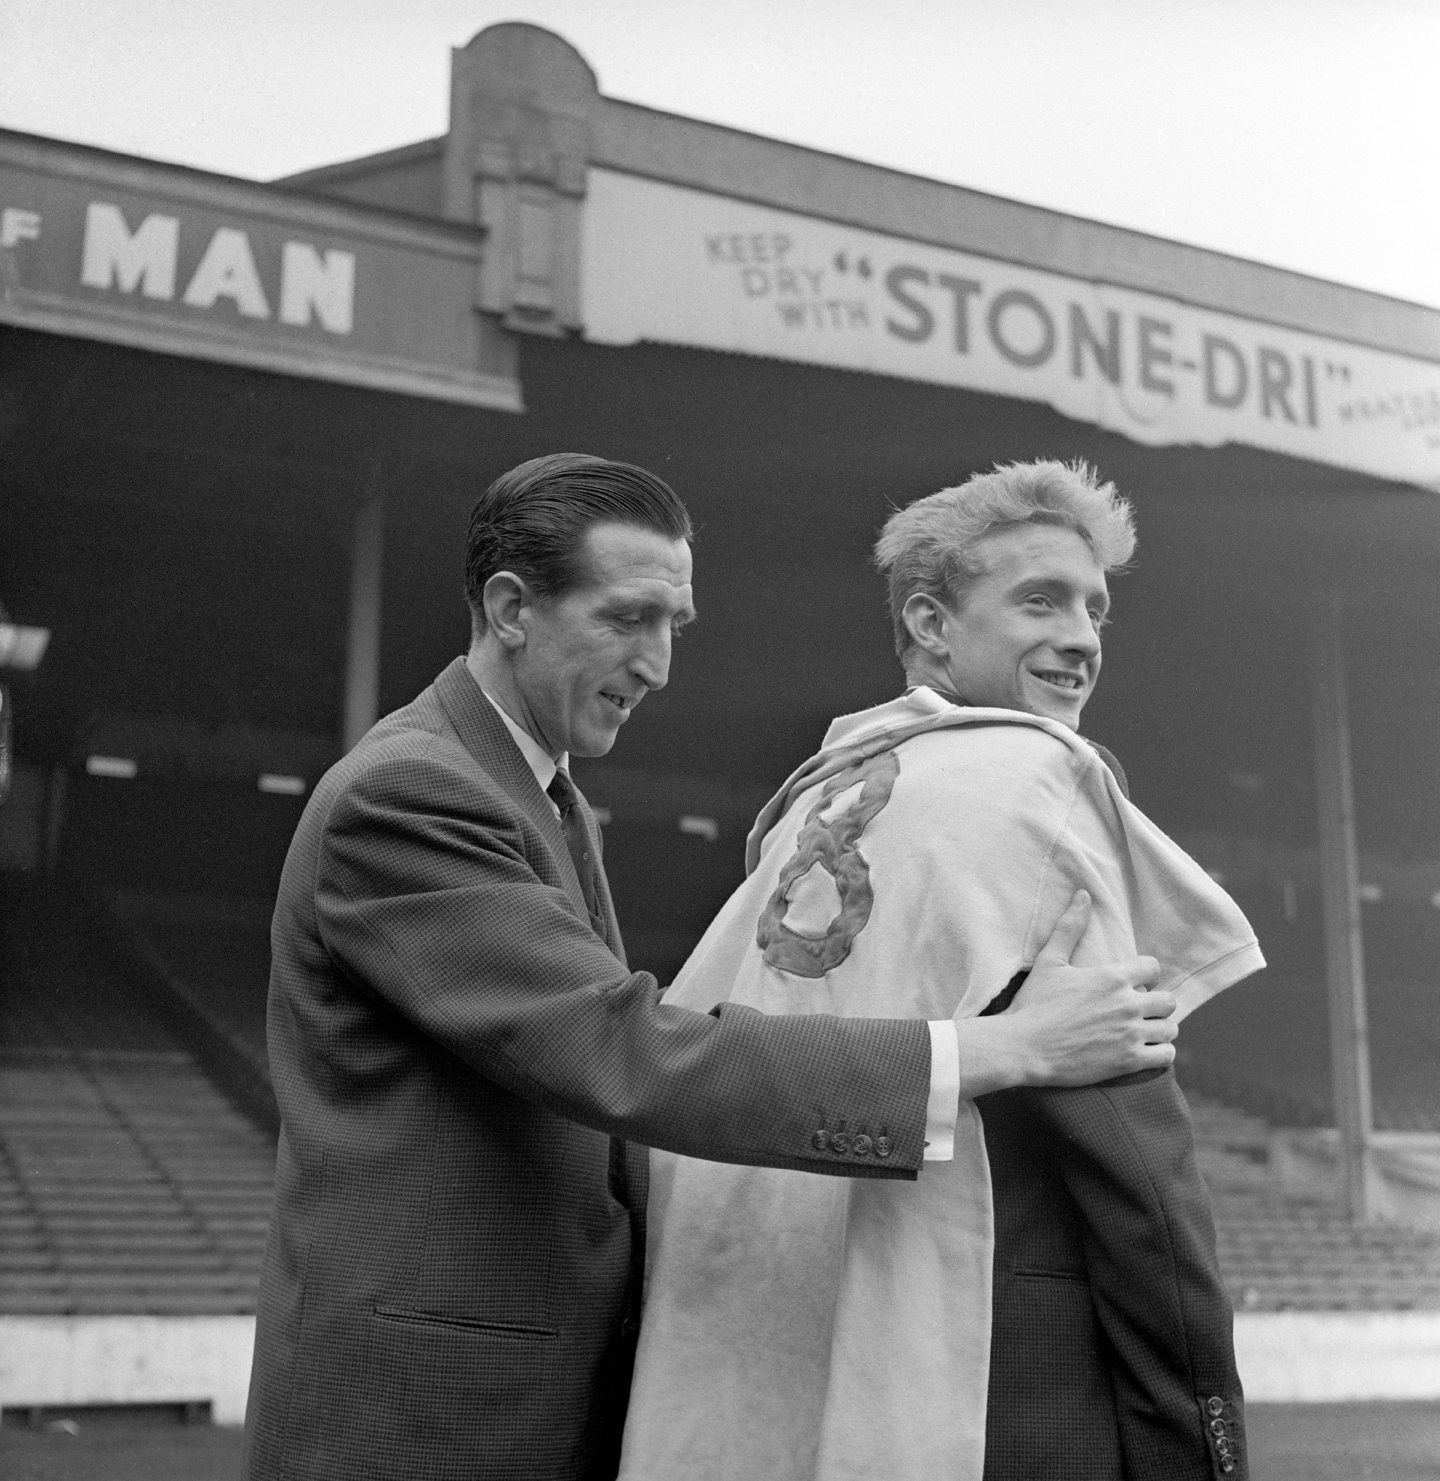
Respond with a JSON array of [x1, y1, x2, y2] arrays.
[[432, 658, 612, 940]]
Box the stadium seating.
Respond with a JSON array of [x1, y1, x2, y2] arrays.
[[0, 1049, 273, 1315], [0, 876, 273, 1317], [3, 872, 1438, 1324], [1186, 1084, 1440, 1312], [104, 891, 273, 1097]]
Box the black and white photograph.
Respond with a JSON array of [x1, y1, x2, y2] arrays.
[[1, 4, 1438, 1478]]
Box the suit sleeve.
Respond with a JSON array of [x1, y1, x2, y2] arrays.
[[312, 746, 931, 1178], [1027, 1072, 1249, 1479]]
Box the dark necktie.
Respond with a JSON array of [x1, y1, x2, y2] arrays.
[[547, 767, 603, 929]]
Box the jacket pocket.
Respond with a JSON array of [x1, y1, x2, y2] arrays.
[[1012, 1265, 1087, 1282], [371, 1304, 558, 1341]]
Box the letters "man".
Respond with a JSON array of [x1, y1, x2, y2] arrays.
[[80, 202, 355, 334]]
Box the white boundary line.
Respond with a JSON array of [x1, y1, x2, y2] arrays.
[[2, 1310, 1438, 1422]]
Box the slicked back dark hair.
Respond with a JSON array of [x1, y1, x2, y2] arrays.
[[464, 453, 693, 631]]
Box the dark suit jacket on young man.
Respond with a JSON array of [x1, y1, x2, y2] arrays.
[[977, 1070, 1246, 1481], [242, 657, 932, 1481], [975, 751, 1247, 1481]]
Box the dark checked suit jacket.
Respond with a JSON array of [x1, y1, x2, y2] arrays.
[[242, 658, 930, 1481], [976, 744, 1247, 1481]]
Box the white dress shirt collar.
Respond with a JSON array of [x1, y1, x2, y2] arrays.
[[473, 681, 567, 798]]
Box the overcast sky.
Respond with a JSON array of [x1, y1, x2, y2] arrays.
[[2, 0, 1437, 310]]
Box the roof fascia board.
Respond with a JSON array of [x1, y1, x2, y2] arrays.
[[273, 136, 446, 189], [1, 129, 481, 258]]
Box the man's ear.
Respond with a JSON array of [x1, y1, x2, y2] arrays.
[[481, 571, 531, 651], [901, 592, 953, 658]]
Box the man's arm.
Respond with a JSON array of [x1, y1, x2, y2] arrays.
[[971, 907, 1242, 1475], [922, 890, 1173, 1158], [316, 747, 930, 1176], [956, 889, 1174, 1097], [316, 751, 1173, 1179], [1022, 1072, 1249, 1479]]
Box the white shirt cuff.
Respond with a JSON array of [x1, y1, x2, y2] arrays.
[[922, 1019, 961, 1161]]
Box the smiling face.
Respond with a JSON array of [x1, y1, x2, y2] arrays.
[[921, 522, 1109, 729], [508, 521, 696, 758]]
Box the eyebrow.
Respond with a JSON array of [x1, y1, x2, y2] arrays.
[[1012, 575, 1110, 614], [600, 594, 698, 624]]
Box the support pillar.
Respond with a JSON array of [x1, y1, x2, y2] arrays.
[[343, 492, 385, 753], [42, 764, 67, 871], [444, 24, 594, 337], [1308, 588, 1380, 1221]]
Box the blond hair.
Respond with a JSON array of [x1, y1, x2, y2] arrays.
[[873, 459, 1136, 660]]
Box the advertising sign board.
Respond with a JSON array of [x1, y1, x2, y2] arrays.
[[0, 134, 520, 411], [583, 171, 1440, 490]]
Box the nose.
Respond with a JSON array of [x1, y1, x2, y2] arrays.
[[631, 626, 672, 691], [1059, 604, 1102, 659]]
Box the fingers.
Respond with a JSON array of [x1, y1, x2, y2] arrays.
[[1032, 889, 1092, 967], [1134, 998, 1178, 1069], [1133, 1039, 1178, 1070], [1138, 986, 1176, 1019]]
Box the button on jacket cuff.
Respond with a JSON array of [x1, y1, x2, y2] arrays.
[[922, 1019, 960, 1161]]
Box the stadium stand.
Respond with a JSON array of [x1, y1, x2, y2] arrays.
[[3, 868, 1438, 1339], [1, 1050, 272, 1316], [104, 891, 273, 1105], [1180, 968, 1440, 1134], [0, 875, 274, 1318], [1184, 1081, 1440, 1313]]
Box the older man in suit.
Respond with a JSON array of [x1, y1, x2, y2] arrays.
[[241, 454, 1178, 1481]]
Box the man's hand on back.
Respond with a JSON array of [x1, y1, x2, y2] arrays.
[[956, 890, 1174, 1097]]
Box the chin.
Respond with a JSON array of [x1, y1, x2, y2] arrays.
[[572, 730, 620, 759]]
